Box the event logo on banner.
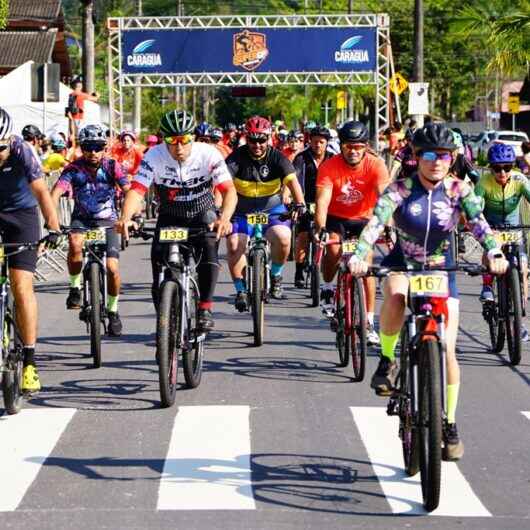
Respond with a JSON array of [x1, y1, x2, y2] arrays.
[[233, 30, 269, 71], [127, 39, 162, 67], [334, 36, 370, 65]]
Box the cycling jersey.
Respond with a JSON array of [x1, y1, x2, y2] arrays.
[[0, 135, 42, 212], [354, 174, 498, 266], [132, 141, 232, 219], [43, 152, 68, 172], [226, 145, 295, 214], [293, 147, 333, 203], [55, 157, 129, 222], [316, 152, 390, 221], [475, 170, 530, 225]]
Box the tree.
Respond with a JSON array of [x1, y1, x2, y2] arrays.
[[0, 0, 8, 30]]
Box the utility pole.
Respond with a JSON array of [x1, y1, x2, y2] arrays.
[[347, 0, 354, 119], [81, 0, 95, 94], [175, 1, 183, 108], [412, 0, 424, 127], [133, 0, 142, 135]]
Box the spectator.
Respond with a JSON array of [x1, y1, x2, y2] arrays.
[[66, 77, 100, 140]]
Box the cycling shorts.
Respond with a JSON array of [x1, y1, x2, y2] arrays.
[[325, 215, 369, 240], [231, 203, 291, 236], [0, 206, 41, 273], [70, 218, 121, 259]]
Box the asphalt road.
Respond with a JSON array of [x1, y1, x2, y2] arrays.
[[0, 236, 529, 530]]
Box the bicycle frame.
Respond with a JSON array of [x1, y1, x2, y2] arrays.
[[81, 240, 108, 329], [246, 221, 271, 303]]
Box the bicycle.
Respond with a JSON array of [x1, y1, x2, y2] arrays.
[[0, 239, 44, 414], [481, 224, 529, 365], [132, 225, 206, 408], [371, 263, 483, 512], [297, 203, 321, 307]]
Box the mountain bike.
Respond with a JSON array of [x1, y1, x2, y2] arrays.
[[481, 224, 529, 365], [133, 225, 206, 408], [375, 263, 483, 512], [297, 203, 320, 307]]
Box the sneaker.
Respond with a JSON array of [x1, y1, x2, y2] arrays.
[[443, 422, 464, 461], [370, 356, 398, 395], [21, 364, 41, 393], [294, 269, 305, 289], [270, 275, 284, 300], [320, 288, 335, 318], [66, 287, 82, 309], [197, 309, 214, 333], [234, 291, 248, 312], [522, 325, 529, 342], [479, 286, 494, 303], [108, 312, 123, 337], [367, 325, 380, 346]]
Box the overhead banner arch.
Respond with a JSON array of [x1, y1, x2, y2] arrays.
[[107, 13, 391, 148]]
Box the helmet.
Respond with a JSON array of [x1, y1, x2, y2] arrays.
[[278, 128, 289, 139], [50, 133, 66, 150], [304, 120, 317, 133], [310, 126, 331, 140], [0, 107, 13, 140], [412, 123, 457, 151], [224, 122, 237, 133], [119, 130, 136, 142], [159, 110, 195, 136], [211, 127, 223, 140], [22, 124, 42, 141], [194, 122, 211, 138], [488, 143, 516, 164], [246, 116, 272, 136], [78, 124, 107, 145], [451, 130, 464, 149], [338, 121, 369, 143], [146, 134, 158, 145]]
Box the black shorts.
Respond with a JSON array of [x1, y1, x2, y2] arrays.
[[0, 207, 41, 273], [325, 215, 369, 239], [70, 218, 121, 259]]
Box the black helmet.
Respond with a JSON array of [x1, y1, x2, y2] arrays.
[[412, 123, 457, 152], [78, 124, 107, 145], [338, 121, 369, 143], [310, 126, 331, 140], [22, 124, 42, 141], [160, 110, 195, 136]]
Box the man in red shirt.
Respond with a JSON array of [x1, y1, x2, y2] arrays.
[[67, 78, 99, 139], [110, 130, 144, 180], [315, 121, 390, 345]]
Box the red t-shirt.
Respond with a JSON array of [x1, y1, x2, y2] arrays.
[[110, 143, 144, 178], [70, 92, 91, 120], [316, 153, 390, 220]]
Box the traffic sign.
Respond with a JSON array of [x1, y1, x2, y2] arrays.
[[508, 94, 520, 114], [336, 91, 347, 110], [389, 72, 408, 95]]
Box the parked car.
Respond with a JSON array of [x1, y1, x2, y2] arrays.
[[483, 131, 529, 158]]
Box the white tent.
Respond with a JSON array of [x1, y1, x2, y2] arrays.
[[0, 61, 101, 137]]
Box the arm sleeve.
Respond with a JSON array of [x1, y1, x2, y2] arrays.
[[13, 139, 42, 183], [374, 157, 391, 192], [113, 160, 130, 189], [133, 151, 156, 191], [209, 147, 233, 187], [316, 160, 334, 189], [518, 175, 530, 203], [54, 165, 74, 193]]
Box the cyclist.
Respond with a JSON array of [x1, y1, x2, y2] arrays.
[[226, 115, 305, 309], [43, 134, 69, 174], [451, 130, 480, 185], [51, 124, 130, 337], [110, 130, 144, 180], [223, 123, 239, 151], [293, 126, 333, 287], [347, 123, 508, 460], [194, 122, 212, 143], [116, 110, 237, 332], [315, 121, 390, 346], [210, 127, 232, 158], [282, 131, 304, 162], [0, 107, 62, 392], [145, 135, 159, 152], [22, 124, 43, 159], [390, 128, 416, 180], [475, 143, 530, 340]]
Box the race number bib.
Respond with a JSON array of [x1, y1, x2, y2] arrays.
[[159, 227, 189, 242], [341, 240, 357, 255], [409, 273, 449, 297], [85, 229, 107, 244], [246, 213, 269, 226], [494, 231, 521, 245]]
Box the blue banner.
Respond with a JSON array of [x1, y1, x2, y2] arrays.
[[121, 27, 377, 75]]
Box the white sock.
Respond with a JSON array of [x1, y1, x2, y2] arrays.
[[367, 312, 375, 326]]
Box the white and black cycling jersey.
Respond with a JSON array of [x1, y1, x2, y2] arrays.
[[133, 142, 232, 218]]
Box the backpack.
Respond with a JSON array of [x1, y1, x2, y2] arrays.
[[67, 93, 80, 116]]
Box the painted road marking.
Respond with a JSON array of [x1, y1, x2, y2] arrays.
[[0, 408, 76, 511], [351, 407, 491, 517], [157, 405, 255, 510], [521, 411, 530, 421]]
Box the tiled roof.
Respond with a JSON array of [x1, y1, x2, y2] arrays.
[[0, 31, 56, 68], [8, 1, 62, 22]]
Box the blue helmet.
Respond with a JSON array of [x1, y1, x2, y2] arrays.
[[487, 143, 516, 164], [194, 122, 211, 138]]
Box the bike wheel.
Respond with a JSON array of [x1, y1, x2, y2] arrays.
[[251, 249, 266, 346], [348, 277, 367, 382], [2, 303, 23, 415], [335, 274, 349, 367], [418, 339, 442, 512], [157, 280, 181, 407], [505, 267, 523, 365], [487, 278, 506, 353], [398, 326, 420, 476], [182, 279, 204, 389], [310, 262, 320, 307], [89, 262, 102, 368]]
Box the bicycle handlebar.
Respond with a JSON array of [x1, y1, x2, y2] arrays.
[[365, 263, 486, 277]]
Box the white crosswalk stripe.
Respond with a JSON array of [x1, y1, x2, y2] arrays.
[[351, 406, 491, 517], [0, 408, 76, 512], [157, 405, 255, 510], [521, 411, 530, 421]]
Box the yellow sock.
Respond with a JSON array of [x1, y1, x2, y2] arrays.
[[446, 383, 460, 424], [69, 274, 82, 289], [380, 331, 400, 362]]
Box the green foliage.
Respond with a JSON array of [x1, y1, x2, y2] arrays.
[[0, 0, 9, 30]]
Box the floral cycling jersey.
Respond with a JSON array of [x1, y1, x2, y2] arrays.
[[353, 173, 498, 266], [474, 170, 530, 226]]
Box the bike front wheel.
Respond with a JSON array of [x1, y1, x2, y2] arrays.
[[182, 279, 204, 389], [310, 260, 320, 308], [347, 277, 367, 382], [251, 248, 266, 346], [2, 303, 23, 414], [89, 262, 102, 368], [335, 273, 349, 367], [505, 267, 523, 365]]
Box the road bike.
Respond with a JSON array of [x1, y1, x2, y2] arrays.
[[133, 225, 206, 408]]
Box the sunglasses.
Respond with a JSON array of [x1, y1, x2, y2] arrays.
[[342, 143, 367, 151], [0, 144, 9, 153], [248, 136, 268, 145], [81, 143, 105, 153], [491, 164, 513, 174], [197, 137, 211, 143], [420, 151, 452, 162], [164, 134, 193, 145]]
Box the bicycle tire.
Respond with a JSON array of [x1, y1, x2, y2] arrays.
[[398, 326, 420, 476], [348, 277, 367, 382], [251, 248, 266, 346], [505, 267, 523, 365], [157, 280, 180, 407], [89, 262, 102, 368], [182, 278, 204, 388], [488, 277, 506, 353], [310, 262, 320, 307], [335, 273, 349, 367], [418, 338, 442, 512], [2, 302, 23, 415]]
